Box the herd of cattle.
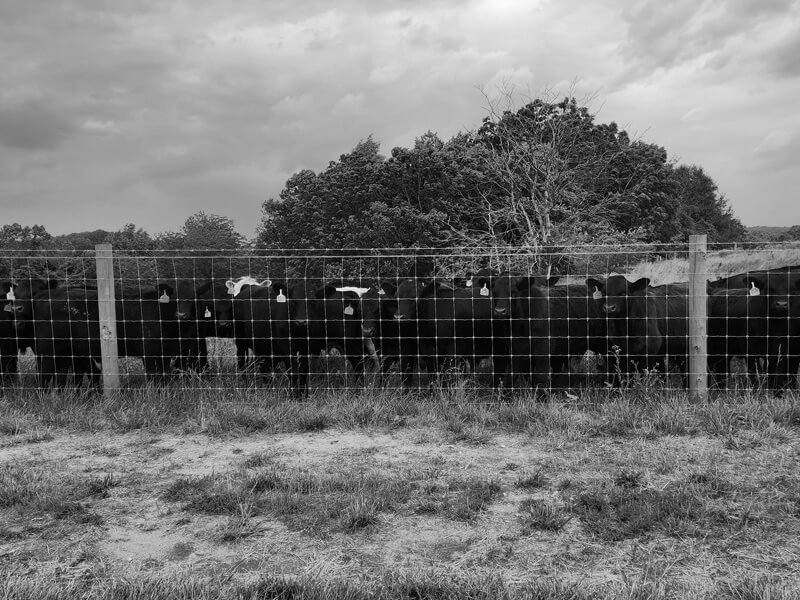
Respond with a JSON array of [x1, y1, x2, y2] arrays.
[[1, 263, 799, 394]]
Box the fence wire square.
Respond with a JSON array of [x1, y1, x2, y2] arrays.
[[1, 242, 799, 399]]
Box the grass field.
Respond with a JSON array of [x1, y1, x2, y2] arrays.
[[1, 381, 799, 599]]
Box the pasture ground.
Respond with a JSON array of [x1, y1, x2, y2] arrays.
[[1, 381, 799, 599]]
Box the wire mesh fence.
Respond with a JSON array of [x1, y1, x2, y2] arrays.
[[1, 240, 799, 397]]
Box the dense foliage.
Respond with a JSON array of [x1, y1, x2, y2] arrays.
[[0, 95, 775, 281], [257, 97, 747, 259]]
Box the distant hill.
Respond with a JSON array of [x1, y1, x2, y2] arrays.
[[748, 226, 790, 235], [747, 225, 800, 241]]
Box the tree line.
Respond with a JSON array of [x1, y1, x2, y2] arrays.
[[2, 95, 789, 283]]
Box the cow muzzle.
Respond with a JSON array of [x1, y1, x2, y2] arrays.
[[393, 314, 406, 321], [494, 306, 508, 316], [362, 325, 375, 336], [603, 304, 618, 314]]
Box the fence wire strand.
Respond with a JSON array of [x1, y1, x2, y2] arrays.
[[1, 242, 799, 397]]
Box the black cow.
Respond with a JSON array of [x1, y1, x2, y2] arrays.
[[10, 280, 186, 388], [489, 274, 605, 390], [166, 278, 221, 373], [394, 277, 509, 389], [1, 281, 27, 387], [360, 283, 415, 387], [710, 267, 800, 390], [308, 284, 376, 385], [223, 277, 274, 371], [231, 279, 318, 393], [6, 279, 60, 376], [707, 285, 770, 388], [744, 270, 800, 390], [587, 275, 689, 382]]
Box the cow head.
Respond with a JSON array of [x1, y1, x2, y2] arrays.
[[314, 284, 361, 323], [174, 279, 197, 321], [747, 272, 800, 316], [9, 279, 59, 326], [225, 276, 273, 297], [588, 275, 649, 316], [197, 280, 234, 332], [394, 278, 424, 321], [282, 280, 315, 327], [489, 273, 558, 316]]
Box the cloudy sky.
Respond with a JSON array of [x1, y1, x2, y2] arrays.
[[1, 0, 799, 240]]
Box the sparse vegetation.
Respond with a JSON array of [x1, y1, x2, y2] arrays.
[[1, 386, 799, 597]]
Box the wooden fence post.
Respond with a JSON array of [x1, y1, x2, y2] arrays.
[[688, 235, 708, 401], [95, 244, 120, 395]]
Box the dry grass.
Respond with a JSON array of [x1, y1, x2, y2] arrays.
[[627, 245, 800, 285], [1, 387, 799, 598]]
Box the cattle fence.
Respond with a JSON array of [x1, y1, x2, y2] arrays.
[[2, 235, 800, 400]]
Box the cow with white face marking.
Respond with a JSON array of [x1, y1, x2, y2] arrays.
[[222, 276, 273, 371], [308, 283, 378, 386], [231, 278, 319, 394]]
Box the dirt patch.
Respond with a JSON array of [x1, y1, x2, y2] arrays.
[[1, 425, 799, 595]]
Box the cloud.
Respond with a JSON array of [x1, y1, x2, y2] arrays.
[[753, 127, 800, 171], [0, 100, 75, 150], [332, 93, 366, 116], [0, 0, 799, 238]]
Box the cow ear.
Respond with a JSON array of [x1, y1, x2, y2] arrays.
[[1, 281, 11, 294], [586, 278, 604, 292], [258, 279, 272, 288], [630, 278, 650, 293], [225, 280, 237, 294], [46, 279, 59, 290], [380, 280, 397, 297], [546, 276, 560, 287], [157, 283, 174, 297]]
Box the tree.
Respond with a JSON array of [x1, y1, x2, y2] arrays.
[[0, 223, 53, 280], [156, 212, 246, 279], [670, 165, 746, 243], [257, 90, 745, 275]]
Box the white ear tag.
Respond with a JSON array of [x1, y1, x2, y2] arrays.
[[3, 304, 12, 312], [466, 279, 473, 287], [592, 286, 603, 300], [480, 283, 489, 296], [204, 307, 212, 318], [749, 283, 760, 296], [344, 304, 354, 316], [5, 290, 14, 300], [277, 290, 286, 303], [378, 289, 386, 296], [159, 292, 170, 304]]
